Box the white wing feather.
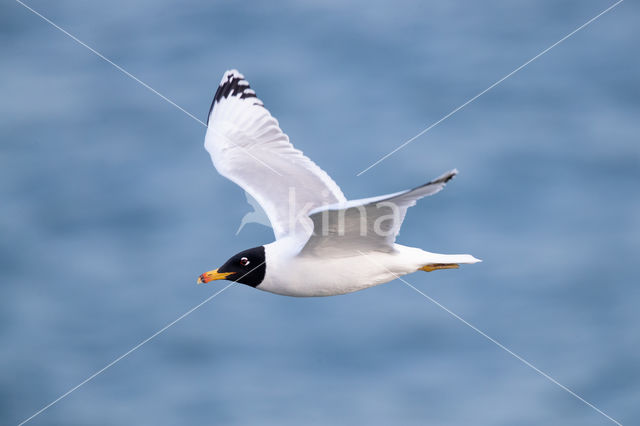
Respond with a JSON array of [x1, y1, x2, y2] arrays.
[[300, 170, 458, 256], [204, 70, 346, 240]]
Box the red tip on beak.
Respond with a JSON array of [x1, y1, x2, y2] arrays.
[[197, 269, 234, 284]]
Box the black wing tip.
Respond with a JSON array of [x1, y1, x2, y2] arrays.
[[411, 169, 458, 191], [430, 168, 458, 185], [207, 69, 263, 123]]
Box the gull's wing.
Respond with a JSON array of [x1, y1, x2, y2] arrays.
[[205, 70, 346, 240], [299, 170, 457, 256]]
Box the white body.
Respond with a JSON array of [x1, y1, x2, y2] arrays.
[[259, 238, 479, 297]]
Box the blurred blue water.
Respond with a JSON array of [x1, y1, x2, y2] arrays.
[[1, 1, 639, 425]]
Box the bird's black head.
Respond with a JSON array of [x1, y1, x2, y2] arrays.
[[198, 246, 266, 287]]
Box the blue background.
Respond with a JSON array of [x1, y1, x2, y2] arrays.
[[2, 1, 638, 425]]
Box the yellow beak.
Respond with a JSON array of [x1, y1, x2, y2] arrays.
[[197, 269, 234, 284]]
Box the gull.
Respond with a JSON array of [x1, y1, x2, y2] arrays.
[[198, 70, 480, 297]]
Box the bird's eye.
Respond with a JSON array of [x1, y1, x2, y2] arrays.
[[240, 257, 250, 266]]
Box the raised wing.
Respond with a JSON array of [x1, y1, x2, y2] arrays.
[[205, 70, 346, 240], [299, 170, 457, 256]]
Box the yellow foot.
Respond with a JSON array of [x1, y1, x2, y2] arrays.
[[419, 263, 459, 272]]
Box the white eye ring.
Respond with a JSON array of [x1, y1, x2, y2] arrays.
[[240, 257, 250, 266]]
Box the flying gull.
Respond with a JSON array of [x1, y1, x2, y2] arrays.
[[198, 70, 480, 296]]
